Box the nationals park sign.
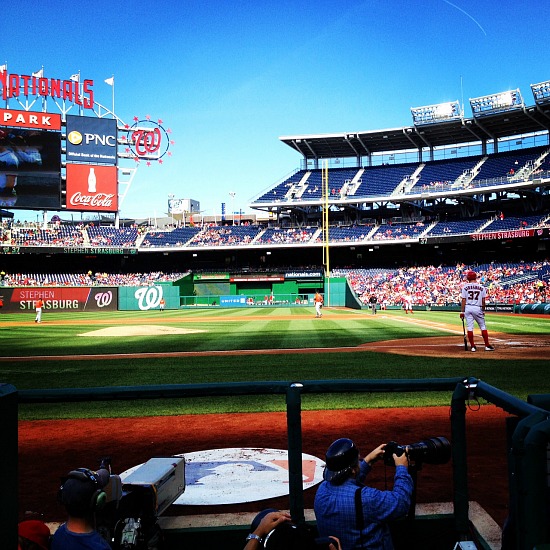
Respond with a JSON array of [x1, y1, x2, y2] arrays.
[[1, 70, 94, 109]]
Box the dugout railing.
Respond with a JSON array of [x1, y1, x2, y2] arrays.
[[3, 378, 550, 549]]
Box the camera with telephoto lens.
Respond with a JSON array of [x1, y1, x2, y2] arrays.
[[383, 436, 451, 467]]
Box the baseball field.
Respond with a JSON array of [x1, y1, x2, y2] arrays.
[[4, 306, 549, 527]]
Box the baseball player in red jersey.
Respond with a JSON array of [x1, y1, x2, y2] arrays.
[[460, 271, 494, 352], [35, 299, 44, 323]]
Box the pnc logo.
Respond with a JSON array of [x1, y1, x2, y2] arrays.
[[67, 130, 83, 145], [68, 130, 116, 147]]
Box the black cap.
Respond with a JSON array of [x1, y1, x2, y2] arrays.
[[323, 438, 359, 484]]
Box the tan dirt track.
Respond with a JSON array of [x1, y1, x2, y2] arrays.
[[20, 405, 512, 528]]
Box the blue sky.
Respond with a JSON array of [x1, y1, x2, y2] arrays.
[[3, 0, 550, 221]]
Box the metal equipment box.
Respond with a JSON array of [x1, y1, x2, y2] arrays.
[[122, 456, 185, 516]]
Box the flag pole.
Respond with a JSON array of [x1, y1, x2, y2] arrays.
[[111, 75, 115, 118], [1, 62, 8, 108]]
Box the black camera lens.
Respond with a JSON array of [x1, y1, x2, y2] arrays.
[[383, 436, 451, 466]]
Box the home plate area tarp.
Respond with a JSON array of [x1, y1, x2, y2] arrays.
[[120, 448, 325, 506]]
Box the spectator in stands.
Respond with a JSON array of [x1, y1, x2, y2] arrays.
[[537, 279, 546, 302], [314, 438, 413, 550], [244, 508, 341, 550], [52, 467, 111, 550], [18, 519, 51, 550]]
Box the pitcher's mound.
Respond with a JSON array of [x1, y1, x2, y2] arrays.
[[80, 325, 206, 337]]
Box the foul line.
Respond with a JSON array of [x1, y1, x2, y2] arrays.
[[377, 313, 463, 335]]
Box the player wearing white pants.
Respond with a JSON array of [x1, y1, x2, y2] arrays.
[[460, 271, 494, 352], [314, 291, 324, 318]]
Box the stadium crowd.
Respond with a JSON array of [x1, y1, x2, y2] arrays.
[[0, 271, 186, 287], [333, 261, 549, 306], [1, 262, 547, 305]]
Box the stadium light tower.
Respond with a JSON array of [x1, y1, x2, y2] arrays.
[[469, 89, 523, 116], [410, 101, 462, 125], [531, 80, 550, 105], [229, 192, 236, 226]]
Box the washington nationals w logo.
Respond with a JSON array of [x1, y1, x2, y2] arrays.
[[122, 116, 173, 164], [135, 286, 163, 311]]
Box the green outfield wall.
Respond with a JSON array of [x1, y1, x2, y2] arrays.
[[118, 285, 181, 311]]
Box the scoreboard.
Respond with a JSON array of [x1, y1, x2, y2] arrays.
[[0, 108, 118, 212]]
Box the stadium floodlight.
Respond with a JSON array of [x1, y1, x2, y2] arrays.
[[469, 88, 523, 117], [530, 80, 550, 105], [410, 101, 462, 125]]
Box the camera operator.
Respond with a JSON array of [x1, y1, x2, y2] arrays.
[[52, 467, 111, 550], [314, 438, 413, 550]]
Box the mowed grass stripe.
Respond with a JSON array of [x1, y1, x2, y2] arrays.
[[2, 308, 549, 420]]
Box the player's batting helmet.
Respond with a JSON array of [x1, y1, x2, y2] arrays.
[[466, 271, 477, 280]]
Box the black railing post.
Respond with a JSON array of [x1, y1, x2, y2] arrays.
[[286, 383, 305, 524], [450, 378, 470, 538]]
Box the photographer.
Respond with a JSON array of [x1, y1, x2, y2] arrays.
[[314, 438, 413, 550], [52, 467, 111, 550]]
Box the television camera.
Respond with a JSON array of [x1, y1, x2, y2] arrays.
[[95, 456, 185, 550]]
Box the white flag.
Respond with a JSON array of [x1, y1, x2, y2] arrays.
[[70, 73, 79, 81], [32, 68, 44, 78], [104, 76, 114, 86], [0, 64, 6, 73]]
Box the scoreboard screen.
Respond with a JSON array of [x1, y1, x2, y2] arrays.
[[0, 127, 61, 209]]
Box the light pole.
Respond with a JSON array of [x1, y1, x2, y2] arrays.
[[229, 192, 236, 226], [167, 194, 175, 227]]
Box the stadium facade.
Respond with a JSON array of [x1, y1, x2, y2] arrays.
[[1, 71, 549, 274]]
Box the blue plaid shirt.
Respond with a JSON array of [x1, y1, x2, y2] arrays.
[[314, 460, 413, 550]]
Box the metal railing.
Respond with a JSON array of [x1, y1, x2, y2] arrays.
[[4, 377, 550, 549]]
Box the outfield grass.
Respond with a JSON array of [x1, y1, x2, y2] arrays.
[[1, 308, 548, 419]]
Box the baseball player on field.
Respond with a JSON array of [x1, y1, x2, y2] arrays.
[[460, 270, 495, 352]]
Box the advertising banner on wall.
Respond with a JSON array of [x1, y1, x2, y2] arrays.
[[65, 163, 118, 212], [0, 127, 61, 210], [0, 287, 118, 313], [65, 115, 117, 165]]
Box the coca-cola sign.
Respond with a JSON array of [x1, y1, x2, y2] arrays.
[[70, 192, 115, 208], [65, 164, 118, 212]]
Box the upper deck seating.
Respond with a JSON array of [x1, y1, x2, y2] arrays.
[[11, 226, 84, 246], [370, 222, 427, 240], [188, 225, 262, 246], [321, 225, 373, 243], [254, 226, 317, 244], [473, 147, 547, 184], [412, 157, 481, 192], [87, 226, 139, 247], [353, 164, 416, 197], [426, 219, 487, 236], [480, 215, 546, 232], [141, 227, 201, 247]]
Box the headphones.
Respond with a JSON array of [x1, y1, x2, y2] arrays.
[[58, 468, 107, 513]]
